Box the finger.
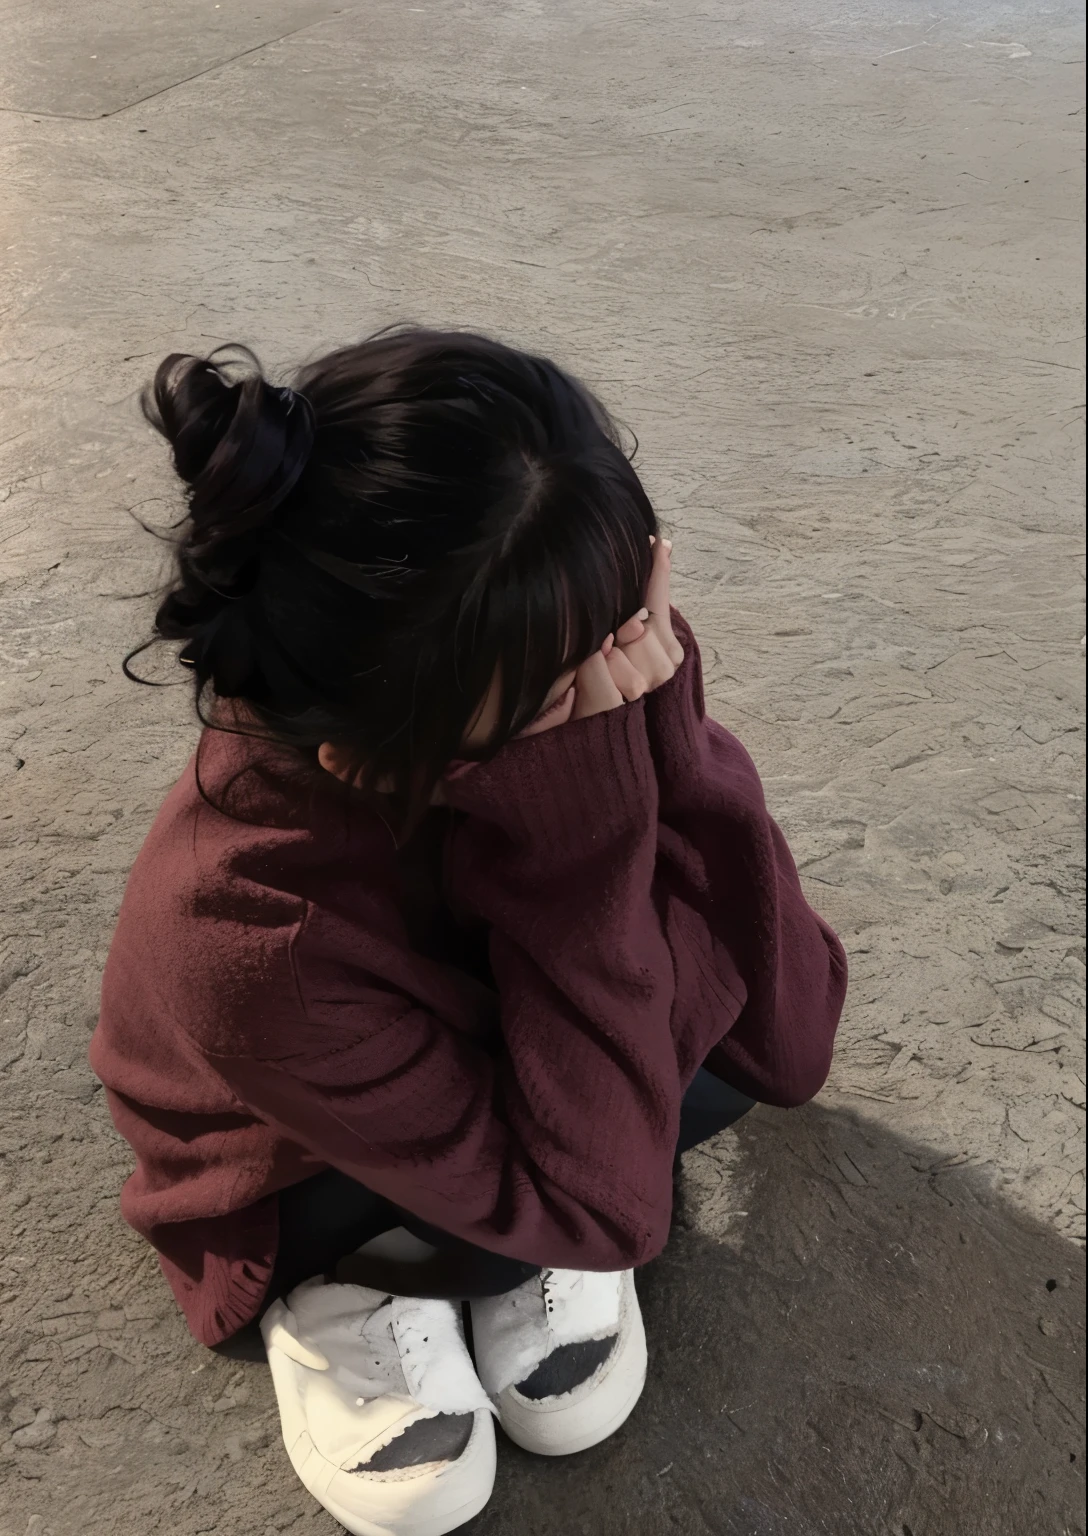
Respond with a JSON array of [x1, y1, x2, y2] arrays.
[[644, 535, 672, 622], [615, 609, 648, 647], [621, 628, 676, 691], [645, 539, 685, 664], [605, 646, 647, 701], [663, 627, 685, 666], [517, 685, 575, 737], [571, 650, 625, 718], [657, 610, 685, 666]]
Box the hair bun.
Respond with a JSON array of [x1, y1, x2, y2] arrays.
[[143, 348, 315, 575], [140, 347, 315, 700]]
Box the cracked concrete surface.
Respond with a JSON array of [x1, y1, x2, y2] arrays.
[[0, 1, 1084, 1532]]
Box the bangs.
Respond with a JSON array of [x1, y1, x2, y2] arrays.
[[140, 319, 663, 835], [455, 455, 657, 755]]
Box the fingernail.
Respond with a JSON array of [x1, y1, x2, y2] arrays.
[[637, 607, 649, 620], [649, 534, 656, 545], [662, 539, 673, 553]]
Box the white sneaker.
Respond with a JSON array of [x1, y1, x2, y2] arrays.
[[470, 1269, 647, 1456], [261, 1278, 496, 1536]]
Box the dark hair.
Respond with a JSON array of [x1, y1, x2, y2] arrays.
[[132, 325, 657, 822]]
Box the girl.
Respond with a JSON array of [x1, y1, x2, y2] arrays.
[[90, 328, 847, 1536]]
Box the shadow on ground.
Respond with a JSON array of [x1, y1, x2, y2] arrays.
[[468, 1105, 1085, 1536], [2, 1105, 1083, 1536]]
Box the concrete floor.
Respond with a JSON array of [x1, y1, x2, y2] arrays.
[[0, 2, 1084, 1533]]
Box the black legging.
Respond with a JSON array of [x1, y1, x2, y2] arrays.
[[216, 1067, 753, 1358]]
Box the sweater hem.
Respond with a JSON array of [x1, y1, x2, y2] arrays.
[[152, 1195, 280, 1349]]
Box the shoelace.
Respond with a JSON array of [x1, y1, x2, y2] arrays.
[[268, 1293, 401, 1386], [541, 1268, 586, 1322], [266, 1284, 492, 1452]]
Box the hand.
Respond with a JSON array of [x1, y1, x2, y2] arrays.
[[613, 536, 685, 690], [522, 536, 685, 733]]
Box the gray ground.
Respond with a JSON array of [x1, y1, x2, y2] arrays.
[[0, 1, 1084, 1533]]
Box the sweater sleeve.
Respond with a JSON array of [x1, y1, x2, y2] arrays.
[[203, 700, 710, 1273], [642, 611, 848, 1107]]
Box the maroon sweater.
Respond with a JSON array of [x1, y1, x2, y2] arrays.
[[90, 620, 847, 1346]]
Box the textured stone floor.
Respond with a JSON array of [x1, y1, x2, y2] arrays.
[[1, 2, 1084, 1532]]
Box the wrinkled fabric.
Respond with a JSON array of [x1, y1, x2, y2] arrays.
[[90, 614, 847, 1345]]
